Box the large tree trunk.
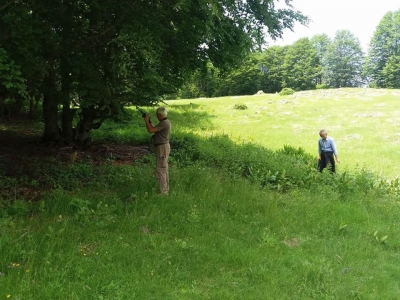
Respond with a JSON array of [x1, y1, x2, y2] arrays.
[[28, 96, 40, 118], [75, 106, 110, 149], [0, 95, 6, 117], [42, 62, 60, 143], [12, 94, 23, 115], [60, 58, 74, 142], [61, 105, 76, 142], [75, 106, 96, 149], [60, 6, 74, 143], [42, 95, 59, 143]]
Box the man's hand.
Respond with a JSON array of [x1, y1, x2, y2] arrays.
[[144, 113, 158, 133]]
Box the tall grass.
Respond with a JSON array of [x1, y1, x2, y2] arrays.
[[2, 165, 400, 299]]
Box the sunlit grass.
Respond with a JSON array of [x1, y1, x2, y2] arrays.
[[168, 88, 400, 178]]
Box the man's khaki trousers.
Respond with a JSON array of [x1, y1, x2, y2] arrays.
[[155, 143, 170, 195]]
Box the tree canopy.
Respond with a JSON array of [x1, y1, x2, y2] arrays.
[[365, 10, 400, 88], [323, 30, 364, 88], [0, 0, 308, 145], [281, 38, 321, 91]]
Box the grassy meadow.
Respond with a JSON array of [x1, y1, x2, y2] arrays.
[[168, 88, 400, 179], [1, 88, 400, 299]]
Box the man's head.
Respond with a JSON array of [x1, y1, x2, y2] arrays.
[[319, 129, 328, 140], [156, 107, 167, 121]]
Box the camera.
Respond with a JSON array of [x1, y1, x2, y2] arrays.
[[136, 106, 152, 123]]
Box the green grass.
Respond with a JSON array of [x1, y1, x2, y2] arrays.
[[2, 88, 400, 299], [2, 167, 400, 299], [167, 88, 400, 178]]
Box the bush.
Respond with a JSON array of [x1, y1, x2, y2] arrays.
[[279, 88, 295, 96], [316, 83, 328, 89], [368, 82, 379, 88], [234, 104, 248, 110]]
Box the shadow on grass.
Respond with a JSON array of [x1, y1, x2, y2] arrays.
[[167, 102, 216, 132]]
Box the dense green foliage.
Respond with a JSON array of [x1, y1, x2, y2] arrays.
[[182, 8, 400, 98], [278, 87, 295, 95], [281, 38, 321, 91], [0, 0, 307, 144], [182, 34, 364, 97], [364, 10, 400, 88], [323, 30, 364, 88]]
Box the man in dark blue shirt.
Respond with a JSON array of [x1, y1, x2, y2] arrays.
[[318, 129, 340, 173]]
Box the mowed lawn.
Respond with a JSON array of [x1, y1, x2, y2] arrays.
[[169, 88, 400, 179]]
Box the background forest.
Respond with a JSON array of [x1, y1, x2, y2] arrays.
[[180, 10, 400, 98]]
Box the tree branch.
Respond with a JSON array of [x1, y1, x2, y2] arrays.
[[85, 0, 139, 44], [0, 0, 16, 12]]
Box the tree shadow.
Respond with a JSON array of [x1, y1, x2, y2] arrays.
[[167, 102, 216, 132]]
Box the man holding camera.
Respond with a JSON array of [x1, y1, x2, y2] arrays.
[[144, 107, 171, 195]]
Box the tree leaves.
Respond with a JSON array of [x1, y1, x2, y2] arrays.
[[365, 10, 400, 87], [281, 38, 321, 91], [0, 0, 309, 141], [323, 30, 364, 88]]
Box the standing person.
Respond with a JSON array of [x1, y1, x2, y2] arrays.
[[144, 107, 171, 195], [318, 129, 340, 173]]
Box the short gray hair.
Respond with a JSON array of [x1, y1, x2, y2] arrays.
[[319, 129, 326, 135], [156, 107, 167, 117]]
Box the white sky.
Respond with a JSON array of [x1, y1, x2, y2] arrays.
[[269, 0, 400, 52]]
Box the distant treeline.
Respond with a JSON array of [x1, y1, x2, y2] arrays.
[[179, 10, 400, 98]]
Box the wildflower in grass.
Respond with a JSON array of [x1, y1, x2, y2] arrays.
[[6, 295, 11, 298]]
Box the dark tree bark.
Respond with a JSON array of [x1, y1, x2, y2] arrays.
[[61, 105, 76, 142], [0, 95, 6, 117], [42, 62, 60, 143], [75, 106, 97, 149], [61, 59, 74, 142], [75, 106, 111, 149], [28, 96, 40, 118], [11, 94, 23, 115]]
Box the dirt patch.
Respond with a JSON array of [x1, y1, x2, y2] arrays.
[[0, 117, 151, 201], [341, 134, 362, 141], [354, 112, 385, 118], [293, 88, 388, 100]]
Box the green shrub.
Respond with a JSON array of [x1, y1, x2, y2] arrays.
[[234, 104, 248, 110], [368, 82, 378, 88], [316, 83, 328, 89], [279, 88, 295, 95]]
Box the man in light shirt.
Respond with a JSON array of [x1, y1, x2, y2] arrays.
[[318, 129, 340, 173]]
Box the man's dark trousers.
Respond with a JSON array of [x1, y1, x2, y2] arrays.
[[318, 151, 335, 173]]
